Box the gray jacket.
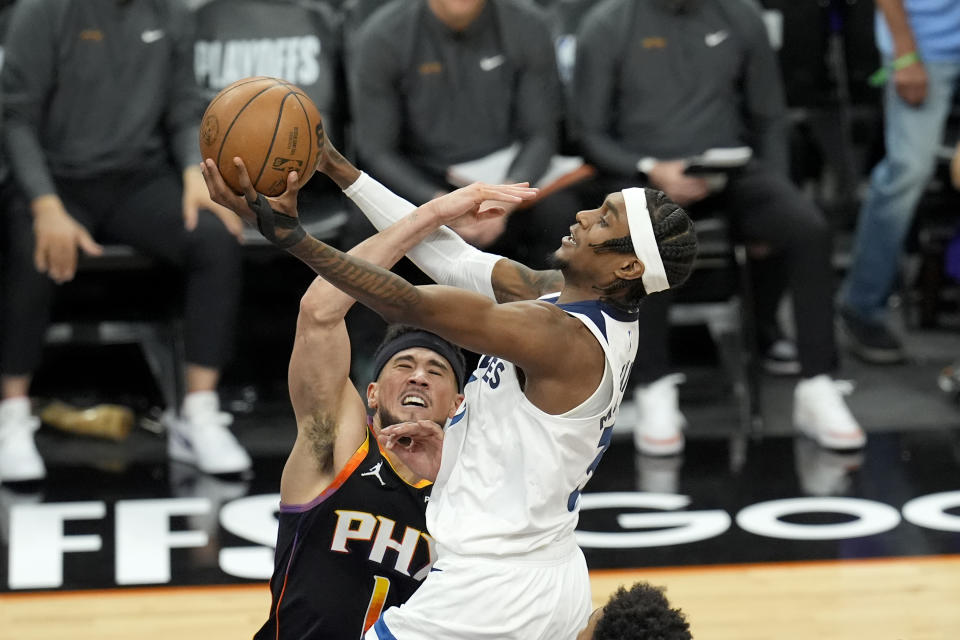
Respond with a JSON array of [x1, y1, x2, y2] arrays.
[[2, 0, 204, 200], [573, 0, 789, 178], [349, 0, 563, 204]]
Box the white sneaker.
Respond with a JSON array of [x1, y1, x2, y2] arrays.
[[793, 375, 866, 450], [633, 374, 687, 456], [0, 398, 46, 482], [166, 392, 251, 474]]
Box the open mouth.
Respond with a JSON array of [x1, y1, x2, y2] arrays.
[[401, 394, 428, 408]]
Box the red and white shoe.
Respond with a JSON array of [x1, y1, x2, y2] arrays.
[[632, 374, 687, 456], [793, 375, 866, 450]]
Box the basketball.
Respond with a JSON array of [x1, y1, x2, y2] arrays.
[[199, 76, 324, 196]]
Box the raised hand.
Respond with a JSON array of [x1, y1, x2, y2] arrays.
[[420, 182, 538, 230], [452, 214, 509, 248], [200, 157, 306, 248], [377, 419, 446, 482]]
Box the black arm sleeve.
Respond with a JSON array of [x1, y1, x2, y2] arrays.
[[571, 3, 643, 177], [349, 23, 446, 204], [1, 0, 59, 200]]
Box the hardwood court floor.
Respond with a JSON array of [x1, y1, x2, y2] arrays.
[[3, 555, 958, 640]]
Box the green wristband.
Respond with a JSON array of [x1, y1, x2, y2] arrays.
[[892, 51, 921, 70], [868, 51, 921, 87]]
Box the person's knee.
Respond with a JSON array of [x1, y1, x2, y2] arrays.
[[764, 201, 832, 259]]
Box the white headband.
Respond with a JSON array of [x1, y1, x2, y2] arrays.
[[622, 187, 669, 294]]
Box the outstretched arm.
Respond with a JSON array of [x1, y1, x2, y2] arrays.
[[280, 201, 448, 503], [202, 161, 602, 415], [318, 142, 565, 303], [206, 161, 537, 503], [288, 237, 596, 414]]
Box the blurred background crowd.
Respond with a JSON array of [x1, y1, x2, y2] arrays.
[[0, 0, 958, 485]]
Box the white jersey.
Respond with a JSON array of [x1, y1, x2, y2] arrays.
[[427, 294, 639, 557]]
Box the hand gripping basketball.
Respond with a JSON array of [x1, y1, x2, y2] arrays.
[[247, 192, 306, 249], [199, 77, 324, 196], [200, 157, 306, 250]]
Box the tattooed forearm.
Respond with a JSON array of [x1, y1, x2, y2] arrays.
[[288, 235, 422, 318], [318, 143, 361, 190]]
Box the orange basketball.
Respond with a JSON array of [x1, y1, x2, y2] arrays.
[[199, 76, 323, 197]]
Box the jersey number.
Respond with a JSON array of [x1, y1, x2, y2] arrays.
[[361, 575, 391, 637], [566, 408, 614, 512]]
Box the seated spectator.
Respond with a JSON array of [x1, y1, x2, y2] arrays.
[[0, 0, 248, 481], [347, 0, 579, 268], [573, 0, 864, 454], [345, 0, 586, 382]]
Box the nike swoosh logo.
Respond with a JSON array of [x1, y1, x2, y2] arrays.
[[704, 31, 729, 47], [479, 54, 505, 71], [141, 29, 165, 44]]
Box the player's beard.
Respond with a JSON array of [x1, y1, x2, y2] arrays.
[[376, 406, 406, 433], [546, 252, 569, 272], [377, 405, 443, 431]]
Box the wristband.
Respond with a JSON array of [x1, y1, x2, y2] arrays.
[[868, 51, 921, 87], [248, 193, 306, 249]]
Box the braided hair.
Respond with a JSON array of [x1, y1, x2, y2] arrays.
[[590, 188, 696, 313]]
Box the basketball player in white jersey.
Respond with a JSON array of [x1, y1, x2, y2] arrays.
[[200, 129, 697, 639]]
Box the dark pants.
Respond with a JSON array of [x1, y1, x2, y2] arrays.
[[587, 164, 837, 385], [1, 163, 242, 376]]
